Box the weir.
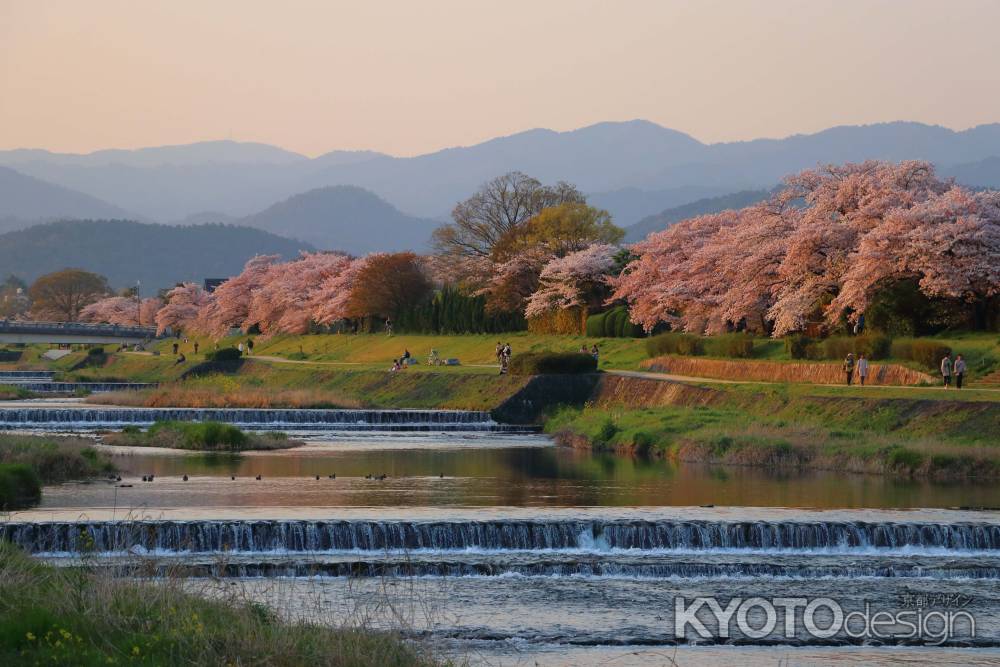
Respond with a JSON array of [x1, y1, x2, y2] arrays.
[[0, 407, 524, 431], [0, 370, 57, 379], [1, 382, 155, 393], [7, 519, 1000, 555]]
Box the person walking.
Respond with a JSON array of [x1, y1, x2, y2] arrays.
[[246, 338, 254, 356], [843, 353, 855, 386], [941, 354, 953, 388], [591, 344, 600, 363], [954, 354, 966, 390], [857, 353, 869, 386], [193, 341, 199, 355], [238, 342, 244, 356], [172, 341, 179, 355]]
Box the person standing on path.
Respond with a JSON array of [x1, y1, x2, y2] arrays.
[[857, 354, 869, 386], [843, 353, 855, 386], [238, 342, 244, 356], [193, 341, 199, 355], [954, 354, 966, 389], [246, 339, 254, 356], [941, 354, 953, 388]]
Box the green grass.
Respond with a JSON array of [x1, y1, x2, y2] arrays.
[[0, 464, 40, 511], [544, 388, 1000, 478], [92, 365, 532, 411], [103, 422, 300, 452], [0, 434, 116, 509], [0, 385, 34, 400], [0, 543, 441, 667]]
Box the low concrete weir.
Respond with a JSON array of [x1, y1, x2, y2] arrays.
[[0, 370, 57, 379], [2, 382, 155, 393], [0, 406, 529, 431], [8, 518, 1000, 555]]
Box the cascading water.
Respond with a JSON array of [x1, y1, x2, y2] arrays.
[[0, 407, 527, 431], [9, 519, 1000, 555], [0, 370, 56, 379], [0, 382, 154, 393]]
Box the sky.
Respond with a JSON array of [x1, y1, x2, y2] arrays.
[[1, 0, 999, 157]]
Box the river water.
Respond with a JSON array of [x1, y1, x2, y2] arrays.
[[6, 406, 1000, 665]]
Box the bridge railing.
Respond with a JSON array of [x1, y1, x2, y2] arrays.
[[0, 320, 158, 338]]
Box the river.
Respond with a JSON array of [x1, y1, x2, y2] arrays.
[[5, 405, 1000, 665]]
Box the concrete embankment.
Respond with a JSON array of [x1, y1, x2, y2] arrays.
[[641, 356, 933, 386]]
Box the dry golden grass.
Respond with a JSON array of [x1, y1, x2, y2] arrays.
[[89, 386, 362, 409]]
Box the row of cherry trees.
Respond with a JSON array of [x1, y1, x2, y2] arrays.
[[80, 161, 1000, 338], [612, 161, 1000, 335]]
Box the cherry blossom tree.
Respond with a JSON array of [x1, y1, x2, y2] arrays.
[[81, 296, 163, 326], [525, 243, 618, 318], [246, 252, 353, 336], [199, 255, 278, 337], [309, 256, 371, 325], [155, 283, 212, 335], [613, 160, 1000, 335]]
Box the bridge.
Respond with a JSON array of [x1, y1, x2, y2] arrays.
[[0, 321, 158, 345]]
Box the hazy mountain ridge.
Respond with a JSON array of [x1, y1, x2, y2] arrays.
[[0, 220, 313, 290], [4, 120, 1000, 225], [0, 166, 139, 231], [237, 185, 439, 253]]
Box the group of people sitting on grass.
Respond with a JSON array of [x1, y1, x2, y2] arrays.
[[841, 352, 967, 389], [390, 348, 416, 372]]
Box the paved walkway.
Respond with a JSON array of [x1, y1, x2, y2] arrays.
[[605, 368, 1000, 394]]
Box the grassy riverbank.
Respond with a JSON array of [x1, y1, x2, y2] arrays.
[[0, 434, 115, 509], [0, 543, 440, 667], [545, 390, 1000, 478], [90, 365, 531, 411], [102, 422, 301, 452]]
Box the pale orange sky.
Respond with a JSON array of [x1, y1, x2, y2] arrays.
[[1, 0, 998, 157]]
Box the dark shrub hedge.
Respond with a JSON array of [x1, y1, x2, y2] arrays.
[[821, 334, 892, 361], [784, 335, 812, 360], [645, 332, 704, 357], [583, 306, 644, 338], [0, 463, 41, 510], [891, 339, 952, 370], [585, 312, 607, 337], [509, 352, 597, 375], [703, 333, 755, 358], [205, 347, 242, 362]]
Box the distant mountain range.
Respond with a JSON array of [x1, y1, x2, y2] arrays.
[[0, 220, 312, 290], [0, 166, 139, 233], [4, 119, 1000, 247]]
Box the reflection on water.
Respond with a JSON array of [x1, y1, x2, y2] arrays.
[[35, 432, 1000, 510]]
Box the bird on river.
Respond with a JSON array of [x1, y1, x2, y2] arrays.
[[231, 475, 236, 480], [328, 473, 336, 479], [255, 474, 262, 481], [182, 474, 188, 481]]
